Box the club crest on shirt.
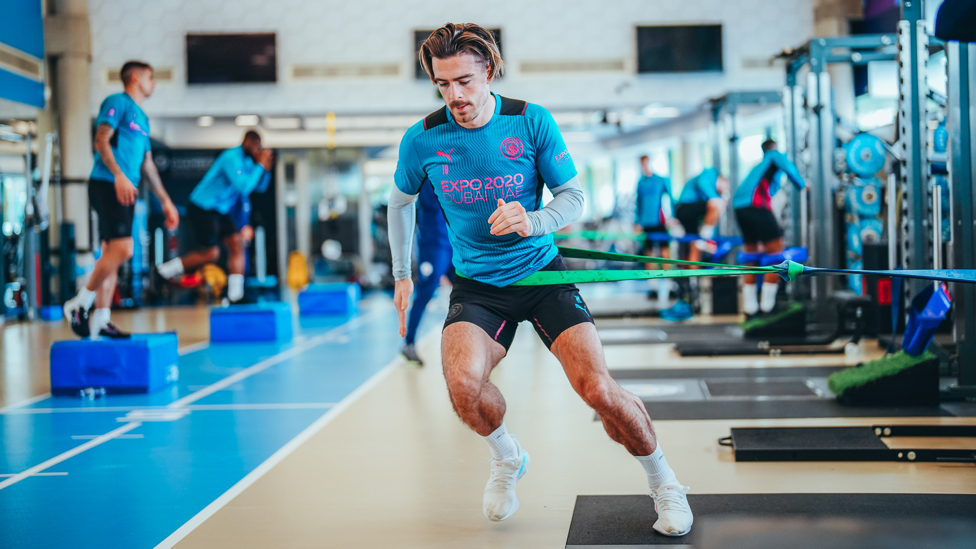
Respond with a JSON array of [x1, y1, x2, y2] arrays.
[[500, 137, 523, 160], [554, 149, 571, 167]]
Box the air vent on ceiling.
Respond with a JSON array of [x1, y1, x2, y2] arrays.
[[106, 67, 174, 83], [0, 42, 43, 81], [291, 63, 401, 80], [519, 59, 626, 74]]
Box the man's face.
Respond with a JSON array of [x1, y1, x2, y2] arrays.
[[431, 53, 492, 125], [640, 157, 650, 172], [132, 68, 156, 97], [243, 137, 262, 158]]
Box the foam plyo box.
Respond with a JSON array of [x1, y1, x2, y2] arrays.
[[50, 333, 179, 395], [210, 301, 293, 342], [298, 283, 360, 315]]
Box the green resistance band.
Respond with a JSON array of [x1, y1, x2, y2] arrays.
[[456, 246, 976, 286], [455, 246, 801, 286]]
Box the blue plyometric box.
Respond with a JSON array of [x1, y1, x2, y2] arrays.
[[298, 283, 360, 315], [50, 333, 179, 395], [210, 301, 293, 342]]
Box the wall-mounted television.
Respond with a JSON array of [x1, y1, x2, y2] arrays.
[[636, 25, 723, 73], [414, 28, 503, 80], [186, 33, 277, 84]]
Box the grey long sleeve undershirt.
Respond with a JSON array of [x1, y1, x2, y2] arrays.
[[387, 177, 585, 281]]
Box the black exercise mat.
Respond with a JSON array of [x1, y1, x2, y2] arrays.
[[638, 400, 950, 420], [610, 367, 846, 381], [565, 493, 976, 547], [598, 324, 740, 345], [607, 368, 951, 420]]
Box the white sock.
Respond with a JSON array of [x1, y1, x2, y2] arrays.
[[636, 446, 679, 489], [91, 307, 111, 328], [698, 224, 715, 240], [657, 279, 671, 309], [72, 286, 96, 309], [484, 423, 519, 461], [743, 283, 759, 315], [760, 281, 779, 312], [228, 274, 245, 302], [157, 258, 185, 279]]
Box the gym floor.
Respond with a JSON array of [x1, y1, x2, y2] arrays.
[[2, 287, 974, 548]]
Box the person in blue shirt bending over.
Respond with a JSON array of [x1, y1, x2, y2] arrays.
[[155, 131, 273, 304], [63, 61, 180, 339], [400, 182, 455, 366], [388, 23, 692, 536], [732, 139, 806, 316]]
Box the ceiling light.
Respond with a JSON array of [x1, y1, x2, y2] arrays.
[[640, 106, 681, 118], [235, 115, 260, 127], [263, 117, 302, 130], [197, 116, 214, 127]]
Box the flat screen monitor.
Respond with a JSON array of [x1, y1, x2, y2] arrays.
[[414, 28, 503, 79], [636, 25, 723, 73], [186, 33, 277, 84]]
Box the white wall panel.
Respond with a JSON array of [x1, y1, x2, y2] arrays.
[[87, 0, 815, 119]]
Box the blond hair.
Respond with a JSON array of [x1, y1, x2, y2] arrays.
[[419, 23, 505, 82]]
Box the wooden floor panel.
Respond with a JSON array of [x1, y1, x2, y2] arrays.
[[175, 327, 976, 549]]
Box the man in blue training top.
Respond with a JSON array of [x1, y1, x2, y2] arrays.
[[732, 139, 805, 315], [63, 61, 180, 339], [388, 23, 692, 536], [155, 131, 273, 303], [667, 168, 730, 319], [633, 155, 683, 308], [400, 182, 454, 366]]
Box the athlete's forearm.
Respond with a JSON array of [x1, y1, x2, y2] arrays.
[[388, 186, 418, 281], [526, 178, 584, 237], [142, 153, 173, 204], [94, 125, 124, 178]]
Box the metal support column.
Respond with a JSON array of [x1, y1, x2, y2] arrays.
[[897, 1, 931, 297], [947, 41, 976, 396], [806, 39, 838, 299]]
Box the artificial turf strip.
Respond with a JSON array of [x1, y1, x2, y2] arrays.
[[827, 350, 937, 396], [740, 301, 805, 332]]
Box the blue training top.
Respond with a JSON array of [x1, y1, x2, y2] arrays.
[[394, 93, 578, 287], [634, 174, 672, 228], [90, 92, 151, 185], [678, 167, 721, 204], [190, 146, 271, 215], [732, 150, 805, 210], [417, 180, 451, 252]]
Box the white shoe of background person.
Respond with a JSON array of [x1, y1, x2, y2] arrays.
[[483, 435, 530, 521], [649, 483, 693, 536]]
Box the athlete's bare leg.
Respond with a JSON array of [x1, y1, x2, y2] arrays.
[[441, 322, 509, 435], [550, 323, 656, 455]]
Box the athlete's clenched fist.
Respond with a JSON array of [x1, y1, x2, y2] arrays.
[[488, 198, 532, 237]]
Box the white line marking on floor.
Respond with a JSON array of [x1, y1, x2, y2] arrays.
[[71, 434, 145, 440], [0, 393, 52, 413], [3, 403, 338, 415], [0, 422, 142, 491], [166, 307, 386, 410], [0, 472, 68, 477], [178, 341, 210, 356], [0, 307, 389, 492], [154, 327, 437, 549]]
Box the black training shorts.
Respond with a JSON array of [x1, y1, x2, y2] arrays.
[[734, 206, 784, 245], [188, 203, 239, 247], [89, 179, 135, 241], [675, 201, 708, 234], [444, 256, 594, 350], [641, 224, 669, 254]]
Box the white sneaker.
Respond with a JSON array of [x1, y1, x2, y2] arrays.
[[649, 483, 693, 536], [483, 436, 530, 522]]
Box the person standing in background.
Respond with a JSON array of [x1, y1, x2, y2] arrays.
[[63, 61, 179, 339]]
